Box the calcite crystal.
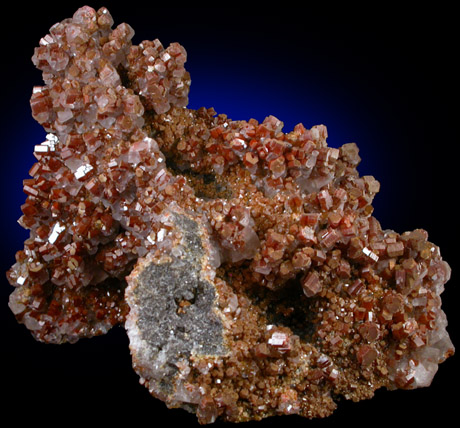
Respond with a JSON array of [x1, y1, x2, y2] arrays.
[[7, 6, 454, 424]]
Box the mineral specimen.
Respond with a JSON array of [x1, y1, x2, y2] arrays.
[[7, 5, 454, 424]]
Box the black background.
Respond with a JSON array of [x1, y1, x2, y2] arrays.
[[2, 2, 458, 426]]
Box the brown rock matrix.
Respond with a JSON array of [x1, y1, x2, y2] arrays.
[[7, 6, 454, 424]]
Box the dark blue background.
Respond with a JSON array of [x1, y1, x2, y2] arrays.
[[2, 2, 458, 425]]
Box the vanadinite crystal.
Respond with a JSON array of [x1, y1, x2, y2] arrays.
[[7, 6, 454, 424]]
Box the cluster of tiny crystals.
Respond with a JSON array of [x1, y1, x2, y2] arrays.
[[7, 6, 454, 424]]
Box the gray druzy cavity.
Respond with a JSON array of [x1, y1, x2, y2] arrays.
[[125, 212, 226, 400]]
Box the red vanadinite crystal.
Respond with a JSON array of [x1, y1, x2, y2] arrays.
[[7, 5, 454, 425]]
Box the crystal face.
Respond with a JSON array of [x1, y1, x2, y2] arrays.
[[6, 6, 454, 424]]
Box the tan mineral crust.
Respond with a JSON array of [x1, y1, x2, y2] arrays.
[[7, 5, 454, 424]]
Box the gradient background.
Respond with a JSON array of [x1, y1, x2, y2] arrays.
[[2, 2, 458, 426]]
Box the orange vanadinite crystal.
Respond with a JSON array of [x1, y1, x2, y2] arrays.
[[7, 5, 454, 424]]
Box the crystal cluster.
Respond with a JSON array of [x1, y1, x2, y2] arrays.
[[7, 6, 454, 424]]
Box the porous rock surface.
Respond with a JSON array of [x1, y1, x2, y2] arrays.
[[7, 6, 454, 424]]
